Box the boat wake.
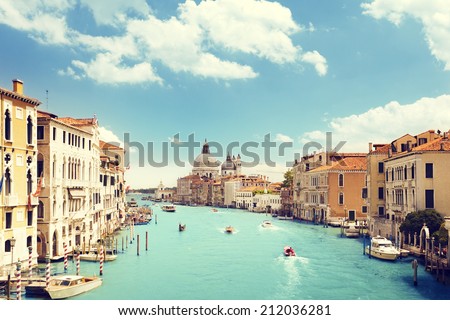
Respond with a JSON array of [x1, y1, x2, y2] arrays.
[[272, 255, 306, 298]]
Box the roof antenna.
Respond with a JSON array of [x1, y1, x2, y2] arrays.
[[46, 89, 49, 110]]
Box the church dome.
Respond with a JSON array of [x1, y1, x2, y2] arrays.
[[193, 140, 220, 168], [221, 153, 236, 170]]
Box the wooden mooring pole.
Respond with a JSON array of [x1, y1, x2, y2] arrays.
[[412, 259, 418, 286]]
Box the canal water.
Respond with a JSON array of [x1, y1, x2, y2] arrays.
[[26, 197, 450, 300]]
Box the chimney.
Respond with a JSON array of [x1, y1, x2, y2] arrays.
[[388, 146, 392, 158], [369, 142, 373, 153], [12, 79, 23, 95]]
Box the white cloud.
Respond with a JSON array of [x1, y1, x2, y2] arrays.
[[276, 133, 294, 143], [79, 0, 151, 26], [0, 0, 328, 84], [362, 0, 450, 70], [301, 51, 328, 76], [98, 126, 123, 146], [301, 94, 450, 153]]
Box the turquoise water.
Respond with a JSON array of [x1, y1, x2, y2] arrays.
[[28, 198, 450, 300]]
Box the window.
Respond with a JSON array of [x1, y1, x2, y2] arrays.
[[63, 131, 66, 143], [4, 168, 11, 195], [425, 163, 433, 178], [27, 169, 33, 194], [4, 109, 12, 140], [425, 190, 434, 209], [37, 125, 44, 139], [38, 201, 44, 219], [385, 170, 388, 182], [361, 187, 368, 199], [378, 206, 385, 216], [391, 168, 394, 181], [418, 138, 427, 145], [6, 212, 12, 229], [362, 206, 368, 213], [338, 192, 344, 205], [27, 116, 33, 144], [404, 166, 408, 180], [378, 187, 384, 200], [53, 127, 56, 141], [378, 162, 384, 173], [27, 210, 33, 226], [338, 174, 344, 187], [412, 164, 415, 179]]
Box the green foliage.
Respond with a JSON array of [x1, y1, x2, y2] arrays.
[[399, 209, 444, 236], [436, 223, 449, 245], [282, 169, 293, 188]]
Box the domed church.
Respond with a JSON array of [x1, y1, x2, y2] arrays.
[[192, 140, 221, 179], [221, 153, 242, 176]]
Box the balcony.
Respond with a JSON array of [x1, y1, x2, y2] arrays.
[[30, 196, 39, 206], [4, 194, 19, 206]]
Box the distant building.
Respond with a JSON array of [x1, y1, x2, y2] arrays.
[[155, 180, 175, 201]]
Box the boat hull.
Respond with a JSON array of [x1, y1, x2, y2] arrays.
[[79, 253, 117, 262], [46, 276, 102, 299], [365, 246, 399, 261]]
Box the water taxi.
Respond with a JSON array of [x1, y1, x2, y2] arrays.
[[225, 226, 234, 233], [162, 204, 176, 212], [261, 220, 273, 228], [284, 246, 296, 256]]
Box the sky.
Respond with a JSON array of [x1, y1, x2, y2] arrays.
[[1, 0, 450, 188]]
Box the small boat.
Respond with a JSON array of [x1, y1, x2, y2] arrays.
[[127, 198, 138, 207], [261, 220, 273, 228], [45, 275, 102, 300], [284, 246, 296, 256], [79, 251, 117, 262], [179, 223, 186, 232], [211, 208, 218, 212], [399, 248, 410, 258], [365, 236, 400, 261], [225, 226, 234, 233], [162, 204, 176, 212], [344, 223, 360, 238]]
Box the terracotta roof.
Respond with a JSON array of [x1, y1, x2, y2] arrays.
[[100, 140, 123, 150], [0, 87, 41, 106], [309, 156, 367, 172], [369, 144, 390, 155], [37, 110, 58, 118], [412, 137, 450, 151], [58, 117, 97, 126]]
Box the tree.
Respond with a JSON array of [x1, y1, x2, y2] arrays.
[[281, 169, 293, 188], [399, 209, 444, 237], [437, 223, 449, 245]]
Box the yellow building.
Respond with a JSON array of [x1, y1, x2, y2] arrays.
[[1, 79, 41, 273], [366, 130, 441, 239]]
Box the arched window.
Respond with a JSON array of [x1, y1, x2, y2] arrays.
[[27, 115, 33, 144], [5, 168, 12, 195], [338, 192, 344, 205], [338, 174, 344, 187], [37, 153, 44, 177], [411, 164, 415, 179], [27, 169, 33, 194], [404, 166, 408, 180], [4, 109, 11, 140]]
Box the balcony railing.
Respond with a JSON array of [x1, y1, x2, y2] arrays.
[[4, 194, 19, 206]]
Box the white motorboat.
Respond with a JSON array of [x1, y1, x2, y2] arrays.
[[46, 275, 102, 299], [365, 236, 400, 261], [162, 204, 176, 212], [79, 251, 117, 262], [261, 220, 273, 228], [344, 223, 359, 238]]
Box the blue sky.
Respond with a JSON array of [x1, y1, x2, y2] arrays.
[[1, 0, 450, 188]]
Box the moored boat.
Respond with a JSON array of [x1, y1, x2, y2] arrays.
[[179, 223, 186, 231], [365, 236, 400, 261], [79, 251, 117, 262], [284, 246, 296, 256], [45, 275, 102, 299]]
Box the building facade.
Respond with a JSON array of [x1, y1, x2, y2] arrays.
[[1, 79, 41, 273]]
